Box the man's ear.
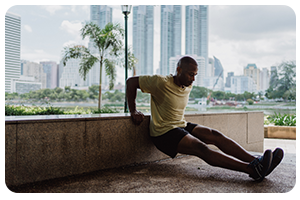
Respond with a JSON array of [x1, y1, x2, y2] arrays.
[[176, 66, 182, 75]]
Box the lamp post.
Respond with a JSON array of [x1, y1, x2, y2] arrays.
[[121, 5, 132, 113]]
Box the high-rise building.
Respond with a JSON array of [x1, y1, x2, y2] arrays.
[[213, 56, 224, 80], [185, 5, 209, 76], [90, 5, 112, 29], [40, 61, 58, 89], [230, 76, 257, 94], [260, 68, 270, 92], [21, 60, 47, 89], [5, 12, 21, 93], [160, 5, 182, 75], [244, 64, 260, 91], [132, 5, 154, 75], [59, 58, 87, 88], [208, 57, 214, 77], [88, 5, 112, 88], [225, 72, 234, 88], [203, 76, 224, 91]]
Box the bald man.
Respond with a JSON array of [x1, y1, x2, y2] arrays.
[[126, 56, 283, 182]]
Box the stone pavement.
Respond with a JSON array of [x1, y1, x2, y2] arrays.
[[6, 139, 297, 193]]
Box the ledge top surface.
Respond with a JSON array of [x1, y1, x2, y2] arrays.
[[5, 111, 263, 123]]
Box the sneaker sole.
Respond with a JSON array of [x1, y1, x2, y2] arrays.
[[265, 148, 284, 177]]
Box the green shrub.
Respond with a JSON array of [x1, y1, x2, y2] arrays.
[[267, 112, 296, 126], [5, 104, 119, 116], [92, 106, 118, 114], [246, 99, 254, 105]]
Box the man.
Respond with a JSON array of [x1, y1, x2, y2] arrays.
[[126, 56, 283, 182]]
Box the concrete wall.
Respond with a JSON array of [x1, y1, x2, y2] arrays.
[[5, 112, 264, 186], [264, 126, 296, 139]]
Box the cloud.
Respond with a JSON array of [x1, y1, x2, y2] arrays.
[[40, 5, 63, 15], [21, 47, 59, 63], [24, 25, 32, 33], [60, 20, 83, 36], [210, 5, 296, 41]]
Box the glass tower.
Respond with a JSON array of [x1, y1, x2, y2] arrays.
[[5, 12, 21, 93], [132, 5, 154, 75], [160, 5, 182, 75], [185, 5, 209, 76]]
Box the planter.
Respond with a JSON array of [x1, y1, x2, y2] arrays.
[[264, 125, 296, 139]]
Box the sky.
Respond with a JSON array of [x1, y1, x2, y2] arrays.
[[3, 1, 297, 86]]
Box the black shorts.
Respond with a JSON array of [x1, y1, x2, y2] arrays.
[[151, 122, 197, 158]]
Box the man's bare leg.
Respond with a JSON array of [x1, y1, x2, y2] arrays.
[[190, 125, 255, 163], [177, 134, 254, 175]]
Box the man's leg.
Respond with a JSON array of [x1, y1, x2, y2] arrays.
[[177, 133, 253, 175], [190, 125, 255, 163]]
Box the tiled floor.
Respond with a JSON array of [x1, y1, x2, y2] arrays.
[[264, 138, 296, 154]]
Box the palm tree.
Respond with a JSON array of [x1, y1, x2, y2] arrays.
[[62, 22, 125, 109]]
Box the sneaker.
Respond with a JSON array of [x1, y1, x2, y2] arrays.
[[265, 148, 284, 177], [248, 149, 272, 182]]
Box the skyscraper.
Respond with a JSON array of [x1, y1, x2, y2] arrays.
[[213, 56, 224, 80], [244, 64, 260, 91], [260, 68, 270, 92], [40, 61, 58, 89], [132, 5, 154, 75], [5, 12, 21, 93], [160, 5, 182, 75], [59, 58, 87, 88], [185, 5, 209, 76], [225, 72, 234, 88]]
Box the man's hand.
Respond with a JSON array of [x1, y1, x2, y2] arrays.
[[130, 110, 144, 125]]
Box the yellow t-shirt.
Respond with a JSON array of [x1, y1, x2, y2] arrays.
[[139, 75, 192, 137]]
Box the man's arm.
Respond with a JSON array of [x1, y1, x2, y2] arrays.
[[126, 76, 144, 125]]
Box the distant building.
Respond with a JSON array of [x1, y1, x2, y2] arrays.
[[40, 61, 58, 89], [21, 60, 47, 89], [244, 64, 260, 91], [225, 72, 234, 87], [59, 58, 87, 88], [208, 57, 214, 77], [213, 56, 224, 79], [203, 76, 224, 91], [169, 56, 181, 75], [260, 68, 270, 92], [5, 12, 21, 93], [185, 5, 209, 77], [160, 5, 182, 75], [133, 5, 154, 75], [11, 75, 42, 94], [230, 76, 257, 94], [190, 55, 205, 87]]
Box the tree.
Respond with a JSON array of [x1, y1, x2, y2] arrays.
[[278, 60, 296, 101], [266, 60, 296, 101], [62, 22, 125, 109], [88, 85, 99, 100], [190, 86, 209, 99]]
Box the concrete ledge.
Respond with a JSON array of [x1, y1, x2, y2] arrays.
[[5, 111, 264, 186], [264, 125, 296, 139]]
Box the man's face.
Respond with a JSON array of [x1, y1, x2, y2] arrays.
[[177, 64, 198, 87]]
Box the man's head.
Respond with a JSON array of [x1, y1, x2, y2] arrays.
[[176, 56, 198, 87]]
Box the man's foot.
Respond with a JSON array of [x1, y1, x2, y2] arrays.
[[248, 149, 272, 182], [265, 148, 284, 177]]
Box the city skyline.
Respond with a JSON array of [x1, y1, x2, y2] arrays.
[[4, 4, 296, 86]]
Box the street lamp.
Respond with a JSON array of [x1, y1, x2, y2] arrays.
[[121, 5, 132, 113]]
